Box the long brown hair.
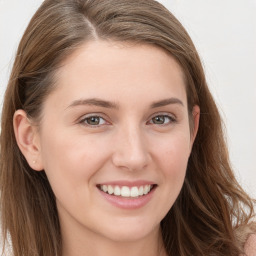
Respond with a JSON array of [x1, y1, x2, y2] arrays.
[[0, 0, 255, 255]]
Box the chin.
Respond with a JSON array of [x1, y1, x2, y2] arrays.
[[100, 217, 160, 243]]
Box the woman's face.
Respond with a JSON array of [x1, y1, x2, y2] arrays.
[[35, 41, 199, 243]]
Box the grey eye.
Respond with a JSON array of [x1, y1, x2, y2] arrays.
[[150, 115, 176, 125], [152, 115, 171, 124], [81, 116, 107, 126], [86, 116, 101, 125]]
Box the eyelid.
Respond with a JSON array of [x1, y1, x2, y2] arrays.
[[147, 112, 177, 125], [152, 111, 177, 119], [76, 112, 177, 127], [78, 113, 110, 127]]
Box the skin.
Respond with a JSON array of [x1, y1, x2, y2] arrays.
[[14, 41, 199, 256]]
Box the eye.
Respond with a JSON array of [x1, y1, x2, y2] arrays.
[[80, 115, 107, 126], [149, 114, 176, 125]]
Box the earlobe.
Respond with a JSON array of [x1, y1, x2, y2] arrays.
[[13, 110, 43, 171]]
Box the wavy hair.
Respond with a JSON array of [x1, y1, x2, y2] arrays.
[[0, 0, 255, 255]]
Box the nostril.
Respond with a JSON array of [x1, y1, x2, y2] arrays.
[[111, 131, 150, 171], [111, 152, 150, 171]]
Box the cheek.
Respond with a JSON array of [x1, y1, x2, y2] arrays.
[[39, 129, 111, 190], [152, 131, 191, 183], [147, 132, 191, 219]]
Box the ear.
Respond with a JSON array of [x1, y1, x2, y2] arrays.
[[13, 110, 44, 171], [190, 105, 200, 148]]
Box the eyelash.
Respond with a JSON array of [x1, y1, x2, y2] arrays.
[[79, 115, 108, 127], [147, 114, 177, 126], [79, 113, 177, 128]]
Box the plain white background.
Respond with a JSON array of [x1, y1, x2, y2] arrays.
[[0, 0, 255, 197]]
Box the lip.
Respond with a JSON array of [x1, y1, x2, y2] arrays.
[[97, 181, 157, 210]]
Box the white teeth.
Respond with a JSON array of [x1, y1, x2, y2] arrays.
[[100, 184, 154, 198], [121, 186, 130, 197], [144, 185, 150, 195], [102, 185, 108, 192], [138, 186, 144, 196], [108, 185, 114, 194], [114, 186, 121, 196], [143, 185, 148, 195], [130, 187, 139, 197]]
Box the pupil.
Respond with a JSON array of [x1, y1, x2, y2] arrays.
[[88, 117, 99, 125], [154, 116, 164, 124]]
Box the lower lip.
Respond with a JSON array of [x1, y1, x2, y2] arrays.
[[98, 187, 156, 210]]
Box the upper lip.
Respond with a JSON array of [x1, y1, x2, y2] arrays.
[[97, 180, 156, 187]]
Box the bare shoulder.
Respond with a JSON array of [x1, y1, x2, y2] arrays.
[[244, 234, 256, 256]]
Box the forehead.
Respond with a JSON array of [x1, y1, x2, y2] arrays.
[[49, 41, 187, 109]]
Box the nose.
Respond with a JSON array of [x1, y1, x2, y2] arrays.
[[112, 125, 150, 171]]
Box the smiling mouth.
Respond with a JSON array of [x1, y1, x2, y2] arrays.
[[97, 184, 156, 198]]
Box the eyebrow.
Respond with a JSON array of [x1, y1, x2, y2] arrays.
[[67, 98, 119, 109], [150, 98, 184, 108], [67, 97, 183, 109]]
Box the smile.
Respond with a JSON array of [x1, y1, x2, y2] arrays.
[[99, 184, 154, 198]]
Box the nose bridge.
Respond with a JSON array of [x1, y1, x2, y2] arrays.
[[112, 122, 149, 171]]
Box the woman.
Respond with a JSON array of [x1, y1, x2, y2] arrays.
[[0, 0, 255, 255]]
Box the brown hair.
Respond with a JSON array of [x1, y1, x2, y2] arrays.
[[0, 0, 255, 255]]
